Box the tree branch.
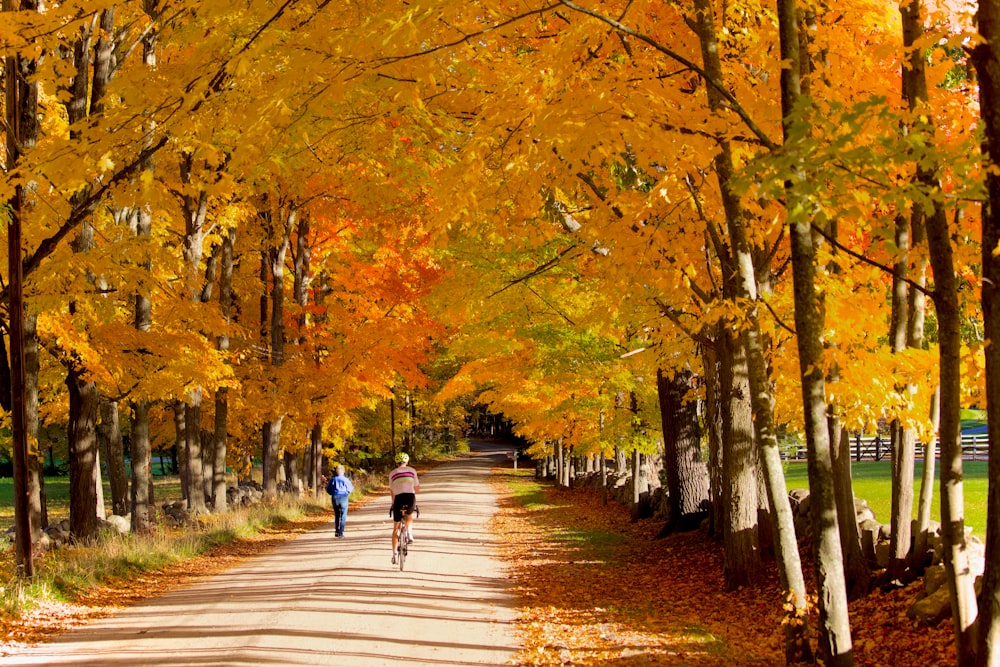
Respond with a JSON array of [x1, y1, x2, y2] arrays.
[[557, 0, 778, 151], [370, 3, 564, 67], [810, 221, 934, 297], [488, 244, 582, 298]]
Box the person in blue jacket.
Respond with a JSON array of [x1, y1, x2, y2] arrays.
[[326, 465, 354, 538]]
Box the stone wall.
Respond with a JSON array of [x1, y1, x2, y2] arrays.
[[539, 459, 982, 627]]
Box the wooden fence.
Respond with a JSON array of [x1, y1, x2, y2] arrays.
[[786, 432, 991, 462]]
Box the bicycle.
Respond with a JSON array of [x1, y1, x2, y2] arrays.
[[395, 505, 414, 571]]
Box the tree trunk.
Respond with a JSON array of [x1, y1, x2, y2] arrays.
[[130, 400, 153, 532], [212, 228, 235, 510], [926, 209, 979, 662], [269, 203, 297, 365], [262, 423, 272, 492], [302, 431, 313, 492], [68, 214, 105, 528], [975, 7, 1000, 662], [180, 153, 209, 297], [562, 442, 571, 488], [690, 5, 786, 609], [293, 217, 321, 497], [888, 421, 916, 583], [823, 193, 871, 598], [173, 401, 188, 500], [776, 1, 853, 662], [212, 390, 228, 511], [6, 218, 38, 570], [260, 249, 269, 347], [629, 390, 645, 520], [201, 428, 213, 502], [23, 315, 42, 546], [61, 42, 105, 536], [63, 8, 117, 534], [131, 186, 154, 532], [600, 445, 608, 507], [720, 326, 761, 590], [789, 215, 854, 665], [263, 417, 283, 496], [888, 235, 917, 583], [67, 368, 100, 541], [310, 421, 323, 496], [656, 368, 709, 534], [885, 0, 932, 588], [3, 0, 42, 573], [88, 8, 115, 116], [95, 446, 106, 521], [99, 399, 128, 516], [897, 0, 934, 580], [177, 146, 213, 514], [293, 212, 311, 340], [754, 444, 773, 561], [185, 392, 207, 514], [749, 313, 813, 660], [914, 387, 940, 569], [810, 126, 871, 600], [831, 418, 871, 598], [702, 337, 725, 541], [270, 242, 286, 365], [631, 448, 641, 520], [888, 304, 919, 586], [283, 450, 300, 494], [555, 440, 564, 487], [260, 203, 297, 497]]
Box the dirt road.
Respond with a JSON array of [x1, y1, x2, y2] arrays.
[[4, 441, 520, 666]]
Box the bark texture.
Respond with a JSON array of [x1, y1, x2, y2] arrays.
[[211, 228, 235, 510], [23, 315, 42, 543], [67, 369, 100, 540], [131, 201, 154, 532], [185, 392, 207, 514], [173, 401, 188, 500], [830, 419, 870, 599], [970, 4, 1000, 662], [263, 418, 283, 497], [5, 0, 43, 573], [702, 338, 725, 540], [656, 368, 709, 533], [130, 401, 154, 531], [720, 329, 760, 589], [99, 399, 129, 517], [778, 0, 853, 662]]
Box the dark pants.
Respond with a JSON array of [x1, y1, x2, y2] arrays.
[[333, 495, 349, 536]]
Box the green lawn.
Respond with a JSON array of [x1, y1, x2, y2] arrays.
[[0, 475, 184, 532], [784, 460, 990, 537]]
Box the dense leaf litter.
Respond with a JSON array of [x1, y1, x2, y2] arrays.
[[0, 469, 957, 665], [490, 469, 955, 666]]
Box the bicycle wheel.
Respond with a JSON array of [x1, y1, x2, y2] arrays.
[[397, 542, 406, 571]]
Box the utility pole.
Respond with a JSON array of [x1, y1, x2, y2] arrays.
[[5, 0, 38, 575], [390, 396, 396, 459], [7, 181, 33, 577]]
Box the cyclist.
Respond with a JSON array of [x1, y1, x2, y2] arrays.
[[389, 452, 420, 564]]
